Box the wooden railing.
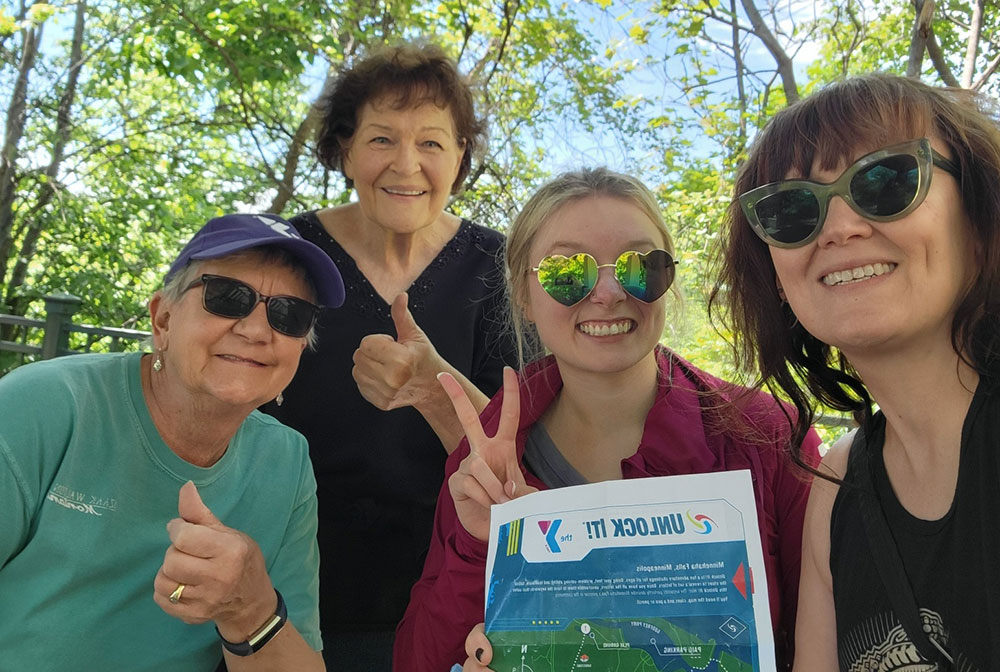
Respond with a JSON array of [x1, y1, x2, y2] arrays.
[[0, 293, 149, 372]]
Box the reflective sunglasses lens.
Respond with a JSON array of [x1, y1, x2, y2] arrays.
[[536, 253, 597, 306], [615, 250, 674, 302], [202, 277, 255, 318], [850, 154, 919, 216], [266, 298, 317, 337], [755, 189, 821, 245]]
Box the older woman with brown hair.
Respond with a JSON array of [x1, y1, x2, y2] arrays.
[[0, 214, 344, 671], [263, 43, 519, 668]]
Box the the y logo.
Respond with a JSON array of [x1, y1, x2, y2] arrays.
[[686, 511, 715, 535], [537, 519, 563, 552]]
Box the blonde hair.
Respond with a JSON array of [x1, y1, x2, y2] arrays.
[[505, 167, 678, 367]]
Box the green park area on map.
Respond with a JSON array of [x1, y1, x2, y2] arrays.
[[488, 618, 753, 672]]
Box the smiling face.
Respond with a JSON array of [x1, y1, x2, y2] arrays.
[[342, 96, 465, 235], [524, 195, 669, 377], [150, 255, 311, 412], [769, 136, 975, 357]]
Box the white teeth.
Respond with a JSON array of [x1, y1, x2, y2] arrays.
[[822, 262, 896, 286], [384, 188, 424, 196], [578, 321, 634, 336]]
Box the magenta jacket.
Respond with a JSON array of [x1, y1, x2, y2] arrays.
[[394, 346, 821, 670]]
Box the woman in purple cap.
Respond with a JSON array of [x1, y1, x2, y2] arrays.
[[0, 213, 343, 671]]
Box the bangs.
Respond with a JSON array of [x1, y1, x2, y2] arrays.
[[378, 80, 454, 114], [750, 76, 938, 184]]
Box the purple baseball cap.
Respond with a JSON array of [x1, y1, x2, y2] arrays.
[[166, 213, 345, 307]]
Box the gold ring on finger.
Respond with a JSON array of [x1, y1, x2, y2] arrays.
[[168, 583, 186, 604]]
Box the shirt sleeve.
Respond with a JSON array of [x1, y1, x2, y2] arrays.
[[0, 437, 32, 569], [263, 444, 322, 651], [393, 443, 490, 672], [0, 364, 70, 569]]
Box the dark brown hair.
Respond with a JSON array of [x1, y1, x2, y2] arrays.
[[315, 42, 486, 193], [711, 73, 1000, 476]]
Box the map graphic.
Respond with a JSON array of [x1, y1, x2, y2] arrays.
[[490, 617, 753, 672]]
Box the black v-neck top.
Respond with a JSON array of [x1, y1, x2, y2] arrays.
[[264, 211, 519, 632]]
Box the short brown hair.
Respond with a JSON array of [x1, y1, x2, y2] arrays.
[[711, 73, 1000, 473], [315, 42, 486, 193]]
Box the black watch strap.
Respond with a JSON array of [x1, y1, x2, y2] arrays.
[[216, 589, 288, 657]]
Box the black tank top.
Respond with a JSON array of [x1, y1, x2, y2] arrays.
[[830, 383, 1000, 672]]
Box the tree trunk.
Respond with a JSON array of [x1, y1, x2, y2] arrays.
[[267, 70, 336, 214], [4, 1, 87, 310], [927, 31, 960, 87], [739, 0, 799, 103], [0, 16, 45, 284], [731, 0, 747, 147], [961, 0, 984, 88], [906, 0, 935, 77]]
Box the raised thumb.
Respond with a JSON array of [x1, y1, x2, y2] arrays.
[[177, 481, 221, 527], [391, 292, 422, 342]]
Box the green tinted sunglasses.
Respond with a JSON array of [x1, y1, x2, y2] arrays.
[[740, 138, 960, 248], [531, 249, 677, 306]]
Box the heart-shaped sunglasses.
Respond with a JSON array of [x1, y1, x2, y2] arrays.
[[531, 249, 677, 306]]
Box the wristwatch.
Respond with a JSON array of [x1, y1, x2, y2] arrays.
[[216, 589, 288, 656]]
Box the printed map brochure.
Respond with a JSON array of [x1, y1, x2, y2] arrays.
[[483, 470, 776, 672]]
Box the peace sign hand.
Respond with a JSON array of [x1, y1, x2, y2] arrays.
[[438, 367, 536, 542]]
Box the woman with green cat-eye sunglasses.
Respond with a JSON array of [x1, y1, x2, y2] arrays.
[[740, 138, 959, 248]]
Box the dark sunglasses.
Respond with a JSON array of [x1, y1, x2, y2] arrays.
[[531, 249, 677, 306], [184, 274, 319, 338], [740, 138, 960, 248]]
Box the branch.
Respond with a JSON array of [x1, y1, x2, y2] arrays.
[[167, 2, 280, 187], [961, 0, 984, 88], [482, 0, 522, 92], [926, 28, 960, 87], [266, 70, 335, 214], [739, 0, 798, 103], [906, 0, 935, 77], [0, 9, 44, 281], [730, 0, 747, 146], [971, 51, 1000, 91], [5, 0, 88, 309]]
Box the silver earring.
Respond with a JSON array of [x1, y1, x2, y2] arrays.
[[275, 392, 284, 406], [153, 352, 163, 372]]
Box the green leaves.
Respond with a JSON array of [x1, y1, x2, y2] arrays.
[[1, 0, 996, 394]]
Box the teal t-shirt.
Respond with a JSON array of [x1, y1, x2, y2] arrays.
[[0, 353, 321, 670]]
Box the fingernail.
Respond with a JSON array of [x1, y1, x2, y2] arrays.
[[509, 480, 517, 496], [475, 648, 484, 662]]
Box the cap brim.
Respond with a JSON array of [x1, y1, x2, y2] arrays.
[[190, 237, 345, 308]]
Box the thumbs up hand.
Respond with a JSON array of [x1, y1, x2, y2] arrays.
[[154, 482, 276, 641], [177, 478, 222, 527], [353, 292, 449, 412]]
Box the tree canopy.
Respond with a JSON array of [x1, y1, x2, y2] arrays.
[[1, 0, 997, 400]]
